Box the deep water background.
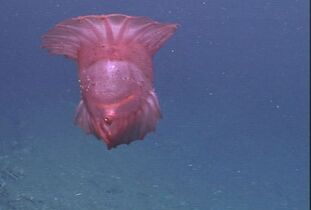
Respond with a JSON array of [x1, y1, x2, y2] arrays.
[[0, 0, 309, 210]]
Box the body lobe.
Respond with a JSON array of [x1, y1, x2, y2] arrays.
[[79, 60, 148, 104], [78, 41, 154, 113]]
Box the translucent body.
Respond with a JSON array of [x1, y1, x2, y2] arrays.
[[43, 14, 177, 149]]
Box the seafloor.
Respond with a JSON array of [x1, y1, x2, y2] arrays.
[[0, 100, 204, 210], [1, 98, 305, 210]]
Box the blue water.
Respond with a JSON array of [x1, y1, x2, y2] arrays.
[[0, 1, 309, 209]]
